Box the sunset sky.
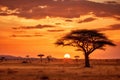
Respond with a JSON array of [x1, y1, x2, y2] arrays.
[[0, 0, 120, 59]]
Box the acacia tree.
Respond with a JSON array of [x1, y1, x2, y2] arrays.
[[0, 57, 5, 62], [55, 29, 116, 67], [26, 55, 31, 63], [37, 54, 44, 62], [74, 56, 80, 62], [46, 55, 52, 63]]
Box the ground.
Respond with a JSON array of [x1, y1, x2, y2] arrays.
[[0, 59, 120, 80]]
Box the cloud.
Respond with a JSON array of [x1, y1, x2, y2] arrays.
[[104, 1, 118, 4], [65, 19, 73, 22], [0, 5, 20, 15], [12, 24, 56, 30], [113, 16, 120, 20], [99, 24, 120, 31], [11, 34, 43, 37], [47, 29, 64, 32], [55, 23, 61, 25], [78, 17, 96, 23], [0, 0, 120, 19], [13, 30, 26, 33]]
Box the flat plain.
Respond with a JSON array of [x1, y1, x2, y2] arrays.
[[0, 59, 120, 80]]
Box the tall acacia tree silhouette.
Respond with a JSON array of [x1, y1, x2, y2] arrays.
[[55, 29, 116, 67]]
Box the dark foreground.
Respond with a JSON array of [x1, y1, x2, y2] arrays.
[[0, 59, 120, 80]]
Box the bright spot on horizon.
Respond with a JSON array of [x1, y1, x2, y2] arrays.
[[64, 53, 71, 58]]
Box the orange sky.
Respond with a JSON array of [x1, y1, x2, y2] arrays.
[[0, 0, 120, 59]]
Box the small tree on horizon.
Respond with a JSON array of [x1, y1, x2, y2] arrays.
[[55, 29, 116, 67], [74, 55, 80, 62], [37, 54, 44, 62], [26, 55, 31, 63], [0, 57, 6, 62], [46, 55, 53, 63]]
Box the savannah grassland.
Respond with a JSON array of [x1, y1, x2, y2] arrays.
[[0, 59, 120, 80]]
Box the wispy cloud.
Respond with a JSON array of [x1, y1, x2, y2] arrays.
[[0, 5, 20, 15], [12, 24, 56, 30], [104, 1, 118, 4], [11, 34, 43, 37], [65, 19, 73, 22], [47, 29, 64, 32], [99, 24, 120, 31], [78, 17, 96, 23]]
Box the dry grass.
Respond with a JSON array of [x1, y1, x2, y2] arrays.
[[0, 59, 120, 80]]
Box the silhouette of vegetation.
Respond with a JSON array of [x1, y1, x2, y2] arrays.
[[7, 69, 18, 75], [26, 55, 31, 63], [40, 75, 49, 80], [46, 55, 52, 63], [22, 55, 31, 63], [22, 61, 28, 64], [0, 57, 6, 62], [46, 55, 53, 62], [37, 54, 44, 62], [74, 55, 80, 62], [55, 29, 116, 67]]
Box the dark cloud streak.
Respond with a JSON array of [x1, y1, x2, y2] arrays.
[[12, 24, 56, 30], [47, 29, 64, 32], [98, 24, 120, 31], [65, 19, 73, 22], [11, 34, 43, 37], [78, 17, 96, 23], [104, 1, 118, 4]]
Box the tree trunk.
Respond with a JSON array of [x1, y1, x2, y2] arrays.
[[40, 57, 42, 62], [84, 54, 90, 67]]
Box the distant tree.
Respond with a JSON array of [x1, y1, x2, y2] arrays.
[[55, 29, 116, 67], [74, 56, 80, 62], [46, 55, 52, 62], [26, 55, 31, 63], [37, 54, 44, 62], [0, 57, 5, 62]]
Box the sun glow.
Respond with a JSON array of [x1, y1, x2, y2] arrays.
[[64, 53, 71, 58]]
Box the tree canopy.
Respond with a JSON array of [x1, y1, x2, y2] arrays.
[[55, 29, 116, 55]]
